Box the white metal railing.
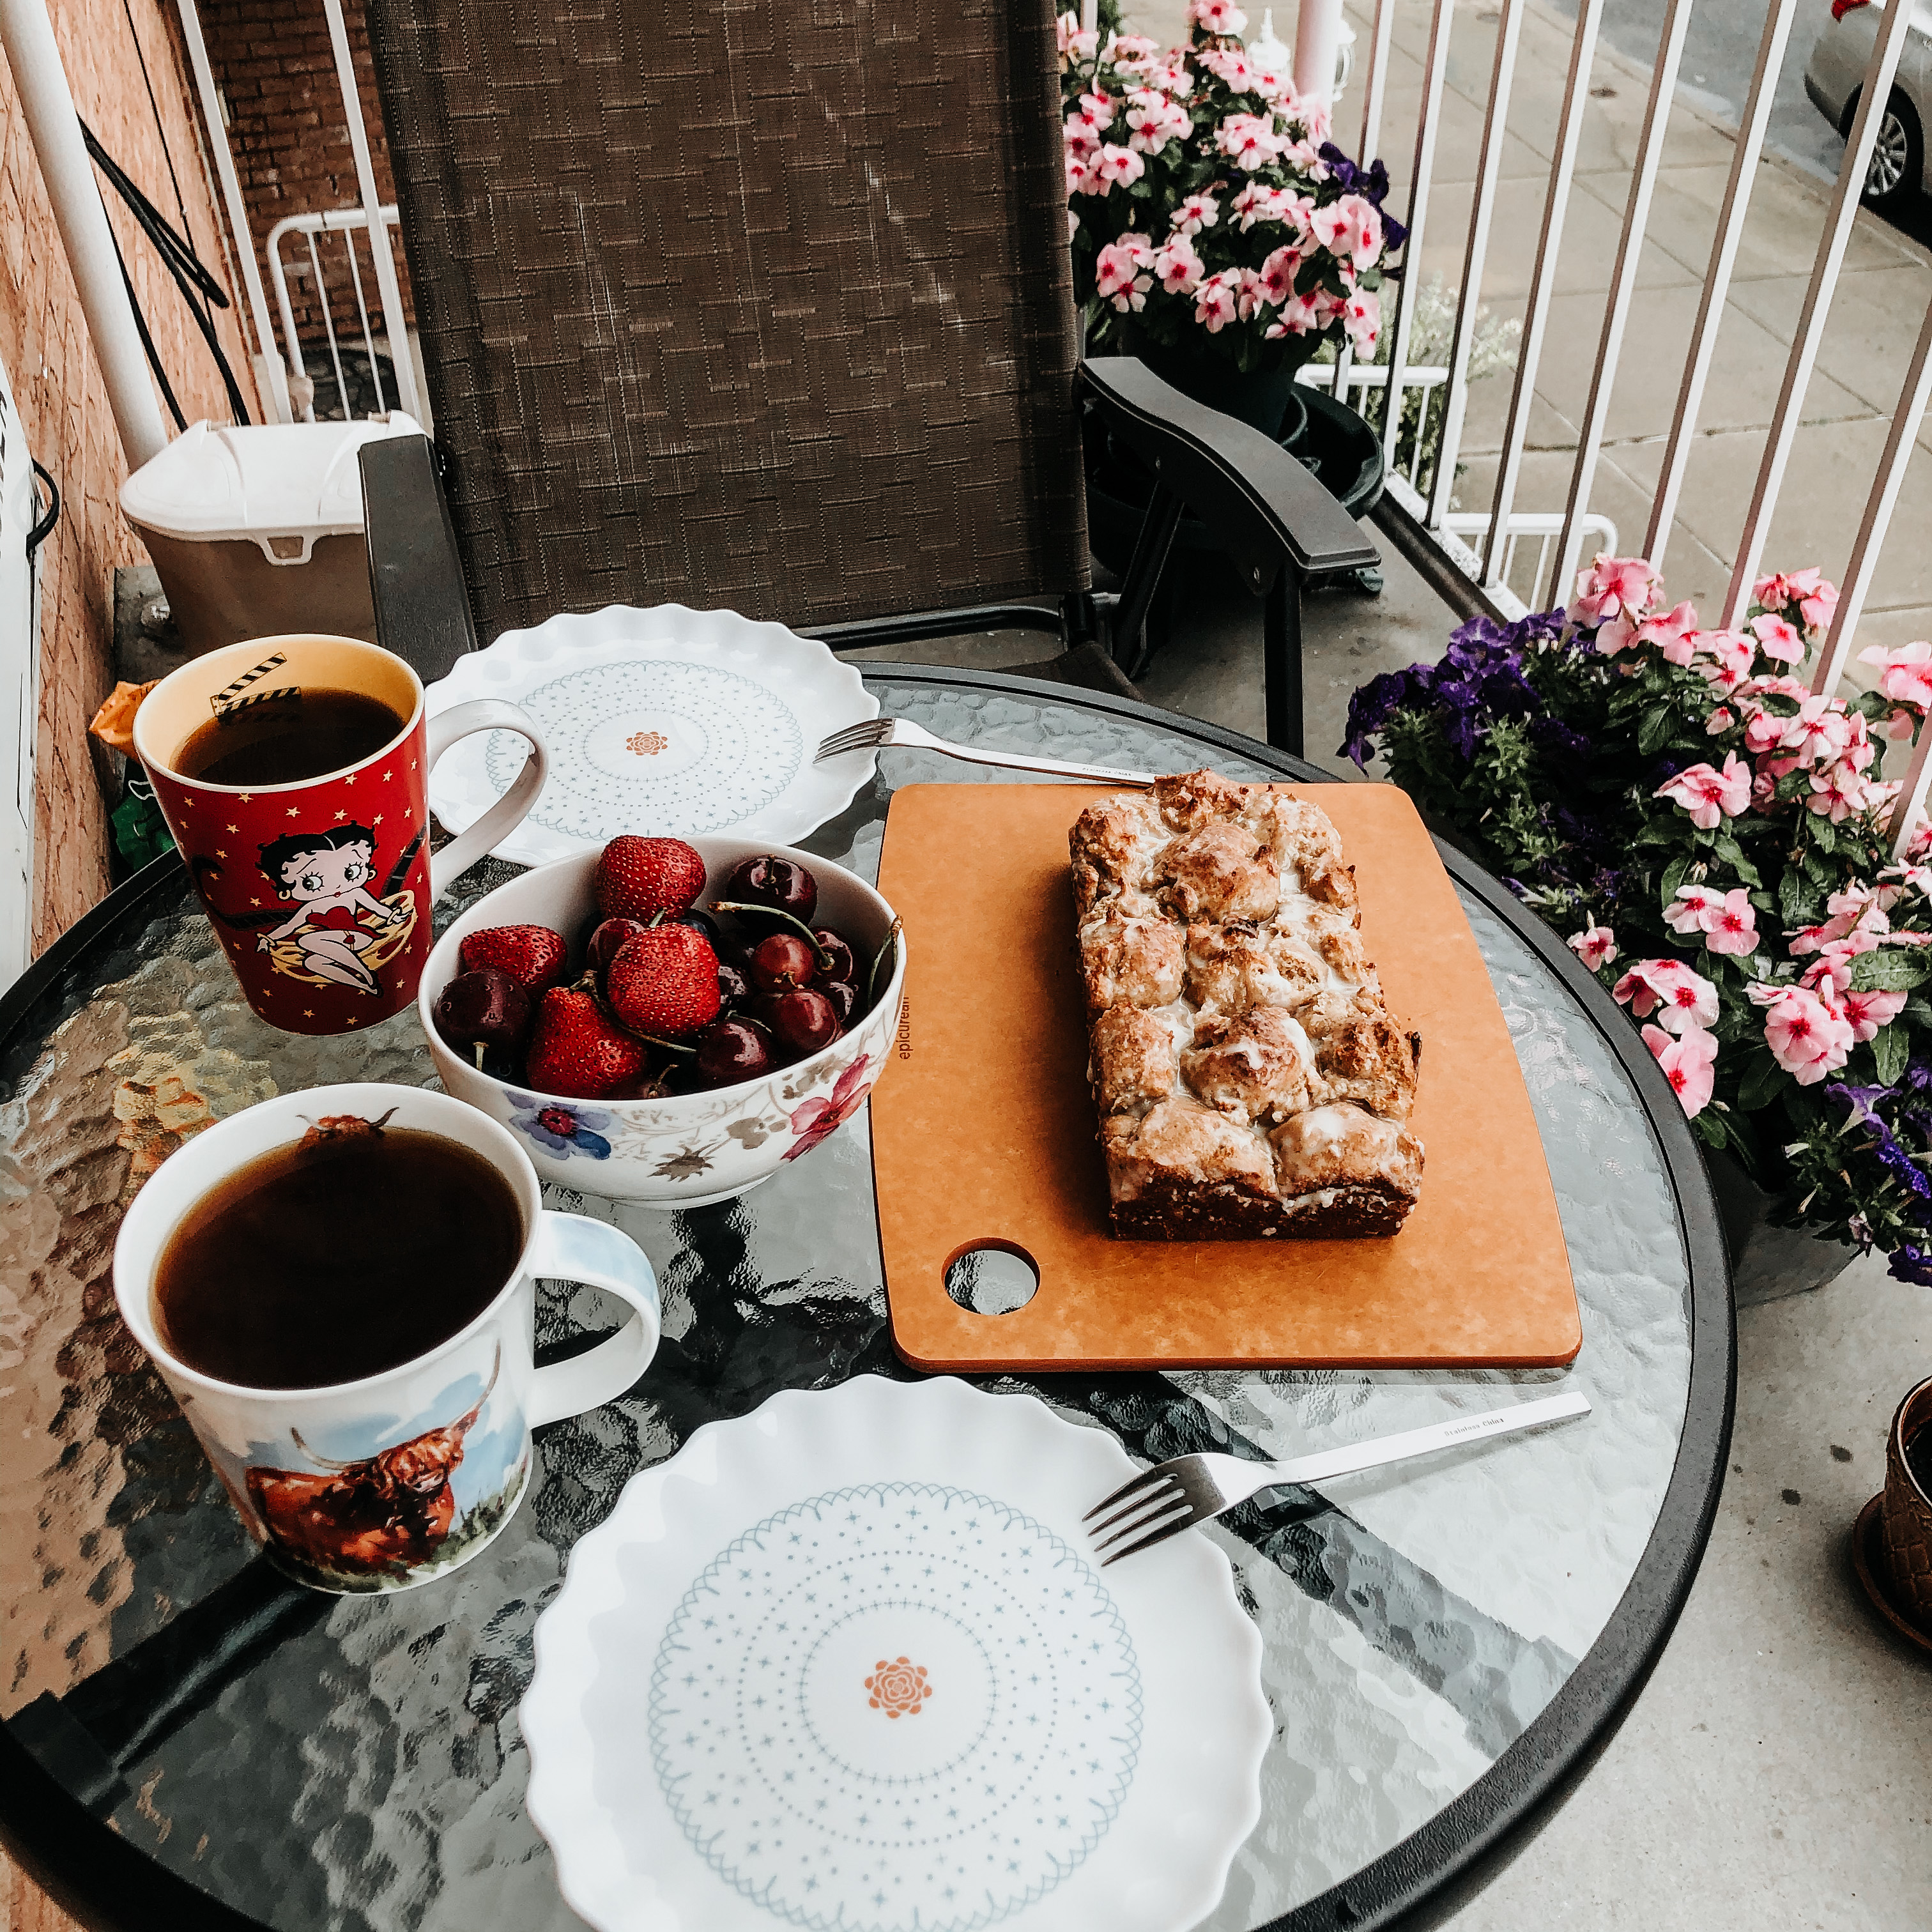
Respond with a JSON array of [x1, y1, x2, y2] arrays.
[[266, 204, 404, 423], [1335, 0, 1932, 847]]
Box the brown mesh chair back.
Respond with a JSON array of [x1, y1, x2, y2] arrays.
[[363, 0, 1089, 645]]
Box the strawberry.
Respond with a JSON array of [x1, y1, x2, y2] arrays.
[[596, 837, 707, 921], [525, 988, 650, 1100], [606, 924, 723, 1039], [459, 923, 568, 993]]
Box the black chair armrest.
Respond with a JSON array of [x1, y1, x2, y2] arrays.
[[358, 433, 478, 682], [1079, 356, 1379, 586]]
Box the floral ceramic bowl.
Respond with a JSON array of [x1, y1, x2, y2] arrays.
[[418, 841, 905, 1205]]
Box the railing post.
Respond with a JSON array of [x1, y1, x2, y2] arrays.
[[320, 0, 420, 422], [1293, 0, 1343, 107], [1552, 0, 1694, 601], [1482, 0, 1604, 588], [1722, 0, 1919, 627], [1426, 0, 1528, 533]]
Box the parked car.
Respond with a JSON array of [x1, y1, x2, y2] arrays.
[[1804, 0, 1932, 213]]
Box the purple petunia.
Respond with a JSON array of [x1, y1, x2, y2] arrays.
[[1317, 144, 1407, 249]]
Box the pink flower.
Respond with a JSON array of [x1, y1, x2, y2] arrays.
[[1092, 144, 1146, 190], [1057, 12, 1099, 61], [1125, 91, 1192, 152], [1706, 705, 1735, 734], [1264, 289, 1323, 337], [1779, 693, 1851, 768], [1571, 553, 1658, 629], [1641, 1023, 1717, 1119], [1216, 112, 1284, 167], [1840, 987, 1906, 1043], [1654, 753, 1751, 829], [1073, 89, 1116, 130], [1754, 567, 1839, 634], [1613, 958, 1719, 1032], [1693, 629, 1756, 692], [1064, 118, 1100, 162], [1230, 181, 1310, 234], [1858, 640, 1932, 712], [1663, 883, 1721, 936], [1703, 887, 1759, 957], [1636, 599, 1700, 664], [1094, 237, 1154, 312], [1150, 233, 1205, 294], [1340, 287, 1381, 353], [1567, 923, 1616, 970], [1805, 762, 1871, 823], [1170, 191, 1220, 234], [1197, 45, 1258, 89], [1187, 0, 1248, 29], [1749, 983, 1853, 1085], [783, 1054, 875, 1161], [1193, 268, 1242, 332], [1106, 32, 1160, 64], [1254, 244, 1300, 305], [1308, 194, 1385, 272], [1749, 611, 1805, 665]]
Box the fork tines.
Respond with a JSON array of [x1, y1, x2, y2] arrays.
[[1084, 1465, 1201, 1565], [815, 719, 893, 761]]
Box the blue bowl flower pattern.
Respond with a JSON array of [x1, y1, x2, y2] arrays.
[[648, 1482, 1142, 1931], [506, 1094, 613, 1160]]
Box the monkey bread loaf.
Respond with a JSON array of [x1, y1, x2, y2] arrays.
[[1071, 769, 1424, 1240]]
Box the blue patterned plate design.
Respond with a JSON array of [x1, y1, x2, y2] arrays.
[[424, 605, 878, 865], [522, 1377, 1269, 1932]]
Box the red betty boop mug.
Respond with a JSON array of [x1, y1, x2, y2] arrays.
[[133, 633, 546, 1037]]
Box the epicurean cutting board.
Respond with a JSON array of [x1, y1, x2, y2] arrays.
[[870, 783, 1581, 1371]]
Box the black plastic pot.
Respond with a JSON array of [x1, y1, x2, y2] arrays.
[[1704, 1146, 1859, 1307]]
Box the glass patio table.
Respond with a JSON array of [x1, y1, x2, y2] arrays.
[[0, 666, 1730, 1932]]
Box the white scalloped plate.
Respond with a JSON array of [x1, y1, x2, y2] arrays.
[[424, 605, 879, 865], [521, 1376, 1269, 1932]]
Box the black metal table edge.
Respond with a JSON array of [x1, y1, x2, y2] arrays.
[[0, 668, 1736, 1932]]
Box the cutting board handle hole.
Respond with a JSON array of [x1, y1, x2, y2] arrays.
[[943, 1241, 1039, 1316]]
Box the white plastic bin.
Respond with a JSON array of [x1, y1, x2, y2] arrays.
[[119, 415, 424, 656]]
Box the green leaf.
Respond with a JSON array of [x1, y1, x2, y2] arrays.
[[1850, 948, 1931, 993], [1871, 1022, 1910, 1087], [1708, 834, 1763, 887], [1779, 869, 1821, 930], [1808, 812, 1837, 854], [1903, 995, 1932, 1031], [1736, 1046, 1787, 1112], [1659, 854, 1690, 913], [1637, 705, 1678, 757]]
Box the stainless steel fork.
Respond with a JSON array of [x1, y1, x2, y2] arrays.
[[1085, 1391, 1592, 1565], [815, 716, 1153, 785]]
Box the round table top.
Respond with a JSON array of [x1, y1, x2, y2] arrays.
[[0, 666, 1729, 1932]]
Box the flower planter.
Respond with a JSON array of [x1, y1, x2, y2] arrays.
[[1703, 1147, 1858, 1307]]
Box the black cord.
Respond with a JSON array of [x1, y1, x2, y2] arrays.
[[102, 208, 188, 433], [81, 119, 251, 427], [118, 0, 194, 249], [27, 459, 59, 557]]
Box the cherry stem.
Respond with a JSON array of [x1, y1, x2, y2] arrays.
[[473, 1041, 487, 1070], [868, 916, 903, 1008], [711, 900, 833, 970]]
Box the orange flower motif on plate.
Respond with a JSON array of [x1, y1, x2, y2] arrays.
[[864, 1655, 932, 1718], [626, 730, 669, 756]]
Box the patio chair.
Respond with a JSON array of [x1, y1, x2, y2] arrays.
[[353, 0, 1378, 756]]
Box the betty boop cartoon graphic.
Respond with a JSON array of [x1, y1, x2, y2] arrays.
[[257, 823, 413, 994]]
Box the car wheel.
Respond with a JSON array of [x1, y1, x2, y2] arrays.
[[1862, 89, 1922, 213]]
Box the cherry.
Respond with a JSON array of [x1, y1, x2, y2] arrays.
[[722, 855, 818, 931], [587, 917, 650, 976], [762, 986, 841, 1057], [751, 933, 817, 993], [818, 978, 858, 1026], [435, 966, 532, 1062], [812, 929, 857, 983], [675, 908, 725, 947], [694, 1016, 777, 1086], [716, 957, 753, 1008]]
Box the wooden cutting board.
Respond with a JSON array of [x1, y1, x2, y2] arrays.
[[870, 782, 1581, 1371]]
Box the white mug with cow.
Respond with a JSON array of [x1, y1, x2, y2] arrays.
[[114, 1082, 661, 1593]]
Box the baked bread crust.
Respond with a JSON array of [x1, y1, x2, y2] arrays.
[[1075, 771, 1424, 1241]]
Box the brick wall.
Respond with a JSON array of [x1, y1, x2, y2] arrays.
[[3, 0, 263, 953], [197, 0, 414, 362]]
